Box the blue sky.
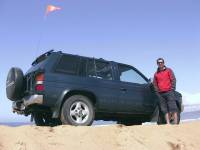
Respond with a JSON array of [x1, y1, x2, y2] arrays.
[[0, 0, 200, 122]]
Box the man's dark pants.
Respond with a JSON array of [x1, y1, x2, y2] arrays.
[[158, 90, 178, 114]]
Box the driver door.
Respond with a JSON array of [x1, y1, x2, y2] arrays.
[[116, 64, 154, 114]]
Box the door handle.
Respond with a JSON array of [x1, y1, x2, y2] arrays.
[[120, 88, 127, 92]]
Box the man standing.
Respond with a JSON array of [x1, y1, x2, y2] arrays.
[[153, 58, 178, 124]]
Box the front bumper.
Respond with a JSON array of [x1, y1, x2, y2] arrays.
[[12, 94, 43, 114]]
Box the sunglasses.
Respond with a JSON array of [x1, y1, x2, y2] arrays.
[[157, 62, 164, 64]]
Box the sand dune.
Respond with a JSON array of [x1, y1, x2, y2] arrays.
[[0, 121, 200, 150]]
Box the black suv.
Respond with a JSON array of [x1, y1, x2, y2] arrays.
[[6, 50, 182, 126]]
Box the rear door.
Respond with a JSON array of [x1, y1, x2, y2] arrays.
[[85, 59, 120, 112], [115, 63, 154, 114]]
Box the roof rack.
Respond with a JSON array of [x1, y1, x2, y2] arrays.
[[32, 50, 54, 66]]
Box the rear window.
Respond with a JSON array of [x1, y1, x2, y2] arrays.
[[55, 55, 80, 75]]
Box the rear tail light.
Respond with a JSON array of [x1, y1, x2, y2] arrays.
[[35, 84, 45, 91], [35, 73, 44, 91]]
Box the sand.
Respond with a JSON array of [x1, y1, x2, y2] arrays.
[[0, 121, 200, 150]]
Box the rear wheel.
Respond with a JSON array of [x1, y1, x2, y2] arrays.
[[61, 95, 94, 126], [117, 120, 142, 126], [33, 113, 61, 126]]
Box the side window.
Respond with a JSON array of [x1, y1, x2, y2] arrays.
[[78, 58, 87, 76], [95, 60, 113, 80], [118, 65, 147, 84], [87, 59, 96, 78], [55, 55, 80, 75], [86, 59, 113, 80]]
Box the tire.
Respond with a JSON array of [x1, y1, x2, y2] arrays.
[[175, 91, 182, 112], [117, 120, 142, 126], [6, 67, 24, 101], [33, 113, 61, 126], [157, 111, 166, 125], [33, 113, 51, 126], [61, 95, 94, 126]]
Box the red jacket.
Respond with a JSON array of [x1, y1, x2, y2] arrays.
[[153, 67, 176, 93]]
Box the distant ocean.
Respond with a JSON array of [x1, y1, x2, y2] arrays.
[[181, 110, 200, 121], [0, 110, 199, 127], [0, 122, 33, 127]]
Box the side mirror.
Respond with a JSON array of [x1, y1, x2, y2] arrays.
[[148, 77, 153, 83]]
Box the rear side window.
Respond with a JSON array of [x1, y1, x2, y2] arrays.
[[55, 55, 80, 75], [87, 59, 113, 80], [95, 60, 113, 80], [87, 59, 96, 78], [78, 58, 87, 76]]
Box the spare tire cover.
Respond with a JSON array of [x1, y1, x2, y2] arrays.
[[6, 67, 24, 101]]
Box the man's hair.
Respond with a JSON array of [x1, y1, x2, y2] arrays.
[[157, 58, 165, 63]]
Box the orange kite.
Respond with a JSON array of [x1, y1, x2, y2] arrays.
[[46, 5, 61, 15]]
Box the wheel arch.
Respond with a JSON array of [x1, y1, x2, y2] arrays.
[[52, 89, 97, 118]]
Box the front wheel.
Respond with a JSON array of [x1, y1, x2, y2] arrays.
[[61, 95, 95, 126], [117, 120, 142, 126], [157, 111, 166, 125]]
